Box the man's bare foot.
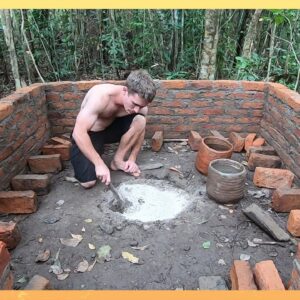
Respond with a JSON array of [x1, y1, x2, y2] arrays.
[[110, 159, 141, 177]]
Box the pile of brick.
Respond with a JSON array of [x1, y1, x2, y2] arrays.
[[0, 135, 71, 290]]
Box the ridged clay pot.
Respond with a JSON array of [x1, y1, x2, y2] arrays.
[[206, 159, 246, 204], [195, 136, 233, 175]]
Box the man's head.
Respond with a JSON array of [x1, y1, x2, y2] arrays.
[[126, 70, 156, 103]]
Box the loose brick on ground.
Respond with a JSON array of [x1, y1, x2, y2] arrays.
[[253, 167, 294, 189], [210, 130, 227, 140], [0, 241, 10, 279], [246, 145, 277, 161], [188, 131, 202, 151], [11, 174, 51, 196], [288, 259, 300, 290], [42, 144, 70, 160], [0, 191, 37, 214], [254, 260, 285, 290], [272, 188, 300, 212], [0, 269, 14, 290], [230, 260, 257, 290], [0, 221, 21, 249], [28, 154, 62, 174], [244, 133, 256, 151], [24, 275, 51, 290], [287, 210, 300, 237], [248, 153, 281, 171], [229, 132, 245, 152], [252, 137, 265, 147], [50, 136, 72, 146], [151, 131, 164, 152]]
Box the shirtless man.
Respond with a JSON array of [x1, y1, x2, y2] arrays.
[[71, 70, 156, 188]]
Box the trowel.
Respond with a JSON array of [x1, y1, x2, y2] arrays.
[[109, 183, 127, 213]]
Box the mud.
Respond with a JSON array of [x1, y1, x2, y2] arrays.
[[2, 141, 298, 290]]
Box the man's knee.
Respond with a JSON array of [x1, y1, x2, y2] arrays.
[[80, 180, 96, 189], [131, 115, 146, 132]]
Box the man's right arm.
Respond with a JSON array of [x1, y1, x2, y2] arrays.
[[72, 99, 110, 185]]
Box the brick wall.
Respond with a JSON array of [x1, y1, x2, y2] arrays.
[[260, 83, 300, 179], [0, 79, 299, 189], [0, 84, 50, 189]]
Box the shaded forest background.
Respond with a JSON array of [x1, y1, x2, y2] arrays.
[[0, 9, 299, 98]]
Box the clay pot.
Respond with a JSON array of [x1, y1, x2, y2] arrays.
[[195, 136, 233, 175], [206, 159, 246, 204]]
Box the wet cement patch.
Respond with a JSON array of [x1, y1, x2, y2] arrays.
[[3, 142, 298, 289]]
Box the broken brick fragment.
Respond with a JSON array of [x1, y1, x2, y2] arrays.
[[244, 133, 256, 151], [24, 275, 51, 290], [230, 260, 257, 290], [253, 260, 285, 290], [252, 137, 265, 147], [210, 130, 227, 140], [253, 167, 294, 189], [287, 210, 300, 237], [50, 136, 72, 146], [188, 131, 202, 151], [246, 145, 277, 161], [0, 191, 37, 214], [272, 188, 300, 212], [42, 144, 70, 160], [248, 153, 281, 171], [151, 131, 164, 152], [1, 269, 14, 289], [229, 132, 245, 152], [28, 154, 62, 174], [0, 241, 10, 279], [11, 174, 51, 196], [288, 259, 300, 290], [0, 221, 21, 250]]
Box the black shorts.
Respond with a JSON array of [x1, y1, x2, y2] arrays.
[[71, 114, 140, 183]]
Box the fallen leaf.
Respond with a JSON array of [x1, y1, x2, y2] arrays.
[[84, 218, 93, 223], [87, 259, 97, 272], [122, 251, 139, 264], [240, 254, 251, 261], [17, 276, 27, 284], [56, 200, 65, 206], [57, 273, 69, 280], [202, 241, 211, 249], [76, 260, 89, 273], [65, 176, 78, 183], [38, 237, 43, 243], [81, 227, 86, 232], [97, 245, 112, 262], [131, 245, 149, 251], [50, 264, 63, 275], [88, 243, 96, 250], [247, 240, 258, 247], [60, 234, 83, 247], [218, 259, 226, 266], [35, 249, 50, 262]]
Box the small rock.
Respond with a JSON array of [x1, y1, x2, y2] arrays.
[[129, 240, 138, 247], [198, 276, 228, 290], [183, 244, 191, 251], [56, 200, 65, 206], [218, 259, 226, 266], [240, 254, 251, 261], [42, 215, 61, 224], [269, 251, 278, 257], [98, 222, 114, 235]]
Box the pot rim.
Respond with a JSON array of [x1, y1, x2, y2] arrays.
[[202, 136, 233, 154], [208, 158, 246, 176]]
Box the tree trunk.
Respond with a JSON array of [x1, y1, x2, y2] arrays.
[[0, 9, 21, 89], [199, 10, 220, 79], [241, 9, 263, 58], [266, 23, 276, 81]]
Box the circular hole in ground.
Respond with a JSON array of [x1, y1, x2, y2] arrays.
[[117, 180, 191, 222]]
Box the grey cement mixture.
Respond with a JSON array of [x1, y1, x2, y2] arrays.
[[2, 141, 298, 289]]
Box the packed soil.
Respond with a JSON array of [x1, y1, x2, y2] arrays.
[[3, 141, 298, 290]]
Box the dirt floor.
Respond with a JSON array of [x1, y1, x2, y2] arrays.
[[3, 141, 299, 290]]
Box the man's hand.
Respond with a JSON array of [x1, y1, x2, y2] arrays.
[[124, 160, 141, 177], [95, 163, 111, 185]]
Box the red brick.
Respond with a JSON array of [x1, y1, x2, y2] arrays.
[[0, 147, 13, 162], [0, 242, 10, 278], [190, 100, 211, 108], [248, 153, 281, 171], [174, 92, 197, 99], [161, 100, 185, 108], [0, 221, 21, 250], [287, 210, 300, 237], [175, 108, 197, 115], [296, 243, 300, 260], [253, 167, 294, 189], [244, 133, 256, 151], [46, 92, 60, 102], [151, 131, 164, 152], [11, 174, 51, 196], [50, 136, 71, 146], [230, 260, 257, 290], [214, 80, 241, 89], [48, 82, 73, 92], [189, 80, 214, 89], [28, 154, 62, 174], [0, 191, 37, 214], [272, 188, 300, 212], [63, 92, 83, 101], [0, 102, 13, 122], [1, 270, 14, 289], [229, 132, 245, 152], [42, 144, 70, 160], [160, 81, 187, 89], [246, 146, 277, 160], [188, 131, 202, 151], [75, 80, 102, 91], [240, 102, 264, 109], [241, 81, 266, 91], [191, 116, 209, 123], [254, 260, 285, 290], [148, 107, 172, 115], [24, 275, 51, 290], [252, 137, 265, 147], [210, 130, 227, 140], [202, 91, 226, 98], [202, 108, 224, 115], [288, 259, 300, 290]]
